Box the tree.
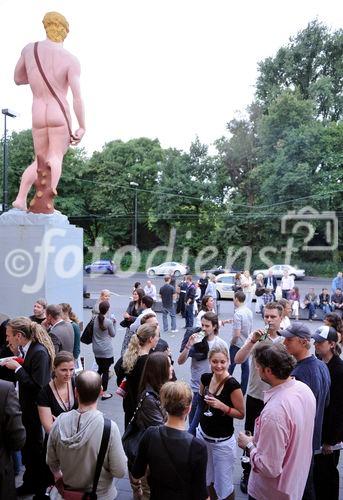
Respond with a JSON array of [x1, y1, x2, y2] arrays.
[[256, 20, 343, 121]]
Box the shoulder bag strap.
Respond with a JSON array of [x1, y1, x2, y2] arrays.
[[128, 391, 152, 426], [33, 41, 75, 142], [158, 427, 192, 487], [91, 417, 111, 495], [212, 375, 230, 396]]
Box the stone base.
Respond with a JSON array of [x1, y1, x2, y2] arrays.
[[0, 210, 83, 321]]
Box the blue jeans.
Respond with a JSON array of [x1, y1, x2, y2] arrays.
[[306, 302, 316, 319], [188, 392, 203, 436], [185, 303, 194, 328], [229, 344, 249, 394], [320, 304, 331, 315], [162, 306, 176, 332]]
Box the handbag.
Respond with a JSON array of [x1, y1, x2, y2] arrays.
[[122, 391, 154, 466], [120, 317, 134, 328], [55, 418, 111, 499], [81, 317, 95, 345]]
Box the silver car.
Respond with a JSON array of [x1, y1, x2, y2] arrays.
[[253, 264, 305, 280]]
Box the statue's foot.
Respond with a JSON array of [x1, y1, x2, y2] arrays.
[[12, 200, 27, 211]]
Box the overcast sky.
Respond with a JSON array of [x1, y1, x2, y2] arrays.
[[0, 0, 342, 156]]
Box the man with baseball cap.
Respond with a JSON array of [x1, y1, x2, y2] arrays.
[[313, 325, 343, 500], [280, 322, 331, 500]]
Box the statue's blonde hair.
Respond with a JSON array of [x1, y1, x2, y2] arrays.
[[43, 12, 69, 42]]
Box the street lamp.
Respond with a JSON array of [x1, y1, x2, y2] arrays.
[[129, 181, 139, 250], [2, 108, 17, 212]]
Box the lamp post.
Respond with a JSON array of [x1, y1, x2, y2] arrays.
[[2, 108, 17, 212], [129, 181, 139, 250]]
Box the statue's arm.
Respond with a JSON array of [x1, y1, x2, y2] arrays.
[[14, 51, 29, 85], [68, 57, 85, 143]]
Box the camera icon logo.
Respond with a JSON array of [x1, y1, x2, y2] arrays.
[[281, 206, 338, 251]]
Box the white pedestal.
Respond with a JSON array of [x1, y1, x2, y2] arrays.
[[0, 209, 83, 321]]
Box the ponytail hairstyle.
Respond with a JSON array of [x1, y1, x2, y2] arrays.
[[122, 323, 158, 373], [60, 303, 79, 324], [8, 316, 55, 368], [98, 301, 110, 331]]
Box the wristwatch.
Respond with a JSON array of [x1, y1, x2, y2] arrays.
[[245, 441, 255, 451]]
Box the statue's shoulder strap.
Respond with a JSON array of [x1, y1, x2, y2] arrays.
[[33, 42, 76, 143]]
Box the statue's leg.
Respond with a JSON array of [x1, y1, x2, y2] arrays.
[[47, 125, 70, 192], [12, 160, 38, 210], [12, 127, 49, 210]]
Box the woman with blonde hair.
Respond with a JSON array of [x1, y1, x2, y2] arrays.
[[115, 323, 159, 427], [197, 344, 244, 500], [3, 317, 55, 497]]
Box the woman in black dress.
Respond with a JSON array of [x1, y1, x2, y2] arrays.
[[37, 351, 77, 490], [197, 344, 244, 500], [115, 323, 159, 428], [38, 351, 77, 433]]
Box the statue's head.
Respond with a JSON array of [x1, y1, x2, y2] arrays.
[[43, 12, 69, 42]]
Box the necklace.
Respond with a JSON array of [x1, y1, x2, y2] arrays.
[[53, 380, 71, 412]]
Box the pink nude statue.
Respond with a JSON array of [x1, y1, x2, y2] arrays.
[[12, 11, 85, 214]]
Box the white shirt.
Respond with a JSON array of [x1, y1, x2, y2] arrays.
[[15, 340, 32, 373], [144, 284, 157, 301], [129, 308, 156, 332]]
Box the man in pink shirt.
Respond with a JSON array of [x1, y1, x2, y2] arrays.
[[238, 343, 316, 500]]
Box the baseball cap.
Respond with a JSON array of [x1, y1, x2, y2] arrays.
[[312, 325, 338, 343], [278, 322, 312, 341]]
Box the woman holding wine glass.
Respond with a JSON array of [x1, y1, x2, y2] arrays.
[[196, 344, 244, 500]]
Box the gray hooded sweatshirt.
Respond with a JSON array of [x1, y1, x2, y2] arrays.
[[47, 409, 127, 500]]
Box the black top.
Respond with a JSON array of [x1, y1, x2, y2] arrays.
[[322, 355, 343, 445], [29, 315, 46, 325], [132, 425, 208, 500], [37, 379, 77, 417], [185, 283, 196, 304], [198, 277, 208, 295], [199, 373, 241, 438], [159, 284, 175, 308], [115, 354, 149, 424], [14, 342, 51, 422]]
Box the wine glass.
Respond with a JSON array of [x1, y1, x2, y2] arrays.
[[203, 387, 214, 417], [241, 430, 252, 465]]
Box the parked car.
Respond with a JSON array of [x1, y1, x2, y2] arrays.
[[146, 261, 188, 277], [216, 273, 256, 300], [204, 266, 229, 276], [84, 260, 116, 274], [252, 264, 305, 280]]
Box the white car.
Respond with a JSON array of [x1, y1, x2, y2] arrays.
[[146, 261, 188, 277], [253, 264, 305, 280], [216, 273, 257, 300]]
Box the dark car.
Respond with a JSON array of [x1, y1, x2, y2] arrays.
[[84, 260, 116, 275], [204, 266, 228, 276]]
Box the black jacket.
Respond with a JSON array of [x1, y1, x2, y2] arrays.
[[0, 380, 26, 499], [14, 341, 51, 422], [322, 354, 343, 445], [263, 276, 277, 291]]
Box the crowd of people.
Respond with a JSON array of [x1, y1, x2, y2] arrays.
[[0, 268, 342, 500]]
